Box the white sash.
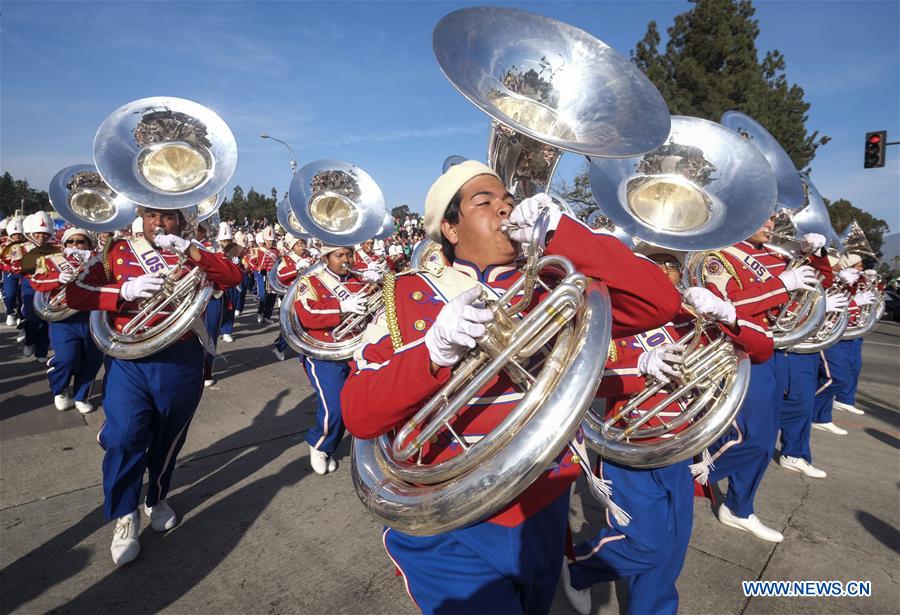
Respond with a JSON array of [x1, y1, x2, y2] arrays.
[[315, 268, 354, 301], [129, 237, 174, 276], [46, 253, 76, 277], [722, 245, 776, 282], [631, 324, 678, 352]]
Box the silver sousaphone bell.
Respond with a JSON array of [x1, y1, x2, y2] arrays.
[[433, 6, 672, 200], [277, 197, 312, 240], [589, 116, 777, 252], [93, 96, 237, 209], [49, 164, 139, 232]]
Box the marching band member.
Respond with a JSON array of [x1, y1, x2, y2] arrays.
[[67, 206, 242, 565], [2, 217, 25, 327], [254, 227, 279, 324], [698, 216, 821, 542], [19, 212, 55, 362], [563, 244, 772, 615], [217, 222, 242, 343], [355, 238, 393, 273], [341, 161, 680, 612], [293, 245, 375, 473], [29, 227, 103, 413], [130, 216, 144, 239], [233, 230, 249, 316], [242, 232, 258, 302], [774, 233, 835, 479], [197, 221, 223, 386], [273, 235, 313, 360], [812, 254, 867, 432], [810, 264, 853, 436]]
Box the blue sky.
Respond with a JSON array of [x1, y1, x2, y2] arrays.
[[2, 1, 898, 231]]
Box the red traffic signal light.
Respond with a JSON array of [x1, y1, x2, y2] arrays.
[[864, 130, 886, 168]]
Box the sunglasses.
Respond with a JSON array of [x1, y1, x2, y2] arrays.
[[65, 239, 89, 246]]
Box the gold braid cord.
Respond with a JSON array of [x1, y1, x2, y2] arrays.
[[102, 239, 117, 282], [703, 250, 743, 290], [608, 339, 618, 363], [382, 272, 404, 349]]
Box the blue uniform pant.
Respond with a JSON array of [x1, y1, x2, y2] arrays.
[[20, 278, 50, 358], [3, 271, 22, 317], [221, 286, 239, 335], [98, 338, 204, 520], [203, 295, 224, 379], [302, 357, 348, 454], [235, 272, 250, 313], [274, 333, 288, 352], [778, 352, 820, 462], [707, 353, 787, 518], [255, 271, 275, 319], [384, 491, 569, 614], [47, 314, 103, 401], [569, 460, 693, 615], [814, 340, 859, 421]]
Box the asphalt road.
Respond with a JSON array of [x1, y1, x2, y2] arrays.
[[1, 310, 897, 614]]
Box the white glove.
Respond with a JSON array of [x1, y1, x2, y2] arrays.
[[58, 271, 75, 285], [360, 268, 383, 284], [682, 286, 737, 324], [637, 343, 684, 384], [854, 291, 875, 307], [339, 294, 366, 315], [779, 265, 818, 292], [838, 268, 860, 285], [825, 293, 849, 313], [424, 286, 494, 367], [64, 247, 92, 261], [505, 193, 563, 245], [799, 233, 826, 253], [120, 274, 163, 302], [154, 234, 191, 253]]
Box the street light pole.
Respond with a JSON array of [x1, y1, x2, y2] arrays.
[[259, 134, 298, 174]]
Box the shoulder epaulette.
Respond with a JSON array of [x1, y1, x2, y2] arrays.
[[102, 239, 122, 282], [703, 250, 743, 290], [381, 271, 404, 350]]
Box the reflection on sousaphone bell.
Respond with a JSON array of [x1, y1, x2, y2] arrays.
[[588, 116, 777, 251], [288, 160, 385, 247], [93, 96, 237, 209], [433, 6, 671, 200], [792, 178, 842, 251], [49, 164, 139, 233], [196, 190, 225, 223]]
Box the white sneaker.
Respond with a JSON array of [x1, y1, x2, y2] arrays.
[[5, 314, 15, 326], [23, 344, 34, 357], [779, 455, 827, 478], [143, 500, 178, 532], [309, 445, 328, 475], [257, 314, 264, 324], [16, 331, 26, 342], [274, 348, 285, 361], [222, 334, 234, 343], [812, 422, 848, 435], [110, 511, 141, 565], [560, 557, 591, 615], [204, 379, 215, 387], [75, 400, 96, 414], [327, 456, 338, 473], [54, 393, 75, 411], [36, 356, 47, 364], [717, 505, 783, 543], [234, 310, 241, 317], [833, 400, 864, 415]]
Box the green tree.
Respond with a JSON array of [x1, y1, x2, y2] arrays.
[[825, 198, 890, 255], [391, 205, 420, 222]]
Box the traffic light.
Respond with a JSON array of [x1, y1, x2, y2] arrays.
[[864, 130, 886, 168]]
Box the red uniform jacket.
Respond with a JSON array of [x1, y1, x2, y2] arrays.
[[292, 266, 368, 343], [1, 240, 35, 275], [355, 248, 394, 273], [341, 215, 681, 527], [276, 253, 315, 286], [29, 251, 92, 296], [700, 241, 833, 329], [67, 238, 242, 335], [256, 247, 279, 273]]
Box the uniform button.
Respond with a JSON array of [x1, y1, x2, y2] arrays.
[[414, 319, 426, 331], [116, 258, 124, 265], [116, 275, 122, 281], [430, 435, 438, 443], [412, 291, 424, 301], [620, 341, 627, 346], [571, 454, 581, 465]]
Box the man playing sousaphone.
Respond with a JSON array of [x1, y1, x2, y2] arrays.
[[562, 242, 772, 615], [292, 245, 379, 475], [341, 161, 681, 612], [67, 206, 242, 565]]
